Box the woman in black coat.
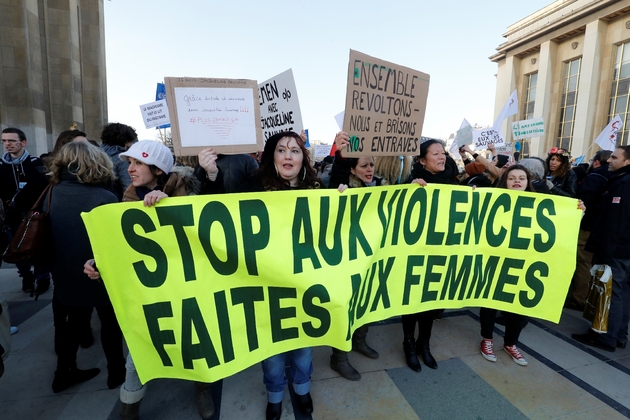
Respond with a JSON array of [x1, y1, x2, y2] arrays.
[[46, 142, 125, 393], [402, 139, 454, 372], [545, 147, 577, 197]]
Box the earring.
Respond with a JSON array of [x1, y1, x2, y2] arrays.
[[274, 163, 279, 177], [302, 166, 306, 181]]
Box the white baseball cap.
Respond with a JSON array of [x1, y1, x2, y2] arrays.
[[120, 140, 173, 174]]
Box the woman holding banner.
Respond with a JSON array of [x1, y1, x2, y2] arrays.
[[235, 131, 319, 420], [83, 140, 217, 420], [326, 131, 384, 382], [479, 164, 536, 366], [403, 139, 454, 372]]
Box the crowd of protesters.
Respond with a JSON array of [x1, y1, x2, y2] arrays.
[[1, 123, 629, 420]]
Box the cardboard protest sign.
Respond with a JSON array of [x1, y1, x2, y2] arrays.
[[164, 77, 263, 156], [512, 118, 545, 140], [473, 128, 504, 149], [341, 50, 430, 157], [140, 100, 171, 129], [258, 69, 303, 140], [83, 184, 581, 384], [314, 144, 332, 158]]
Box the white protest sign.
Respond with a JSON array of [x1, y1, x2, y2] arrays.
[[494, 142, 513, 155], [173, 87, 256, 147], [164, 77, 263, 156], [473, 128, 504, 150], [334, 111, 345, 130], [140, 100, 170, 129], [314, 144, 332, 158], [259, 69, 303, 140], [512, 118, 545, 140]]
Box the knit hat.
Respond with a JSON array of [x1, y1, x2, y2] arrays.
[[465, 161, 485, 176], [120, 140, 173, 174]]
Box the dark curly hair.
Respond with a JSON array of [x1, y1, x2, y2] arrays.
[[545, 152, 571, 178], [100, 123, 137, 147], [258, 131, 319, 190]]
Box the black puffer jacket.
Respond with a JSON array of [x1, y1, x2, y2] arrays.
[[578, 165, 613, 231], [585, 165, 630, 262]]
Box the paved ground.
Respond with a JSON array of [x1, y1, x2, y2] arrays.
[[1, 264, 630, 420]]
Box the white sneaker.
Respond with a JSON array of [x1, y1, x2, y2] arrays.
[[480, 339, 497, 362]]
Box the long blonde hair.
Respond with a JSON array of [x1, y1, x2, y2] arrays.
[[50, 142, 115, 185], [374, 155, 413, 185]]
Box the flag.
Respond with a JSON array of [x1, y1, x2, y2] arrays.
[[304, 129, 310, 148], [492, 90, 519, 132], [594, 115, 623, 151], [155, 83, 171, 129], [329, 143, 337, 156], [454, 119, 473, 148]]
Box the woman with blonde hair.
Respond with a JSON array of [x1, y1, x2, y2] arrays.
[[46, 141, 125, 393]]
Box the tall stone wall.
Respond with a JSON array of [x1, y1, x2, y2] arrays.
[[0, 0, 107, 156]]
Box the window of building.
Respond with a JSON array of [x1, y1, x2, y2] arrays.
[[609, 42, 630, 145], [520, 72, 537, 157], [557, 58, 581, 150]]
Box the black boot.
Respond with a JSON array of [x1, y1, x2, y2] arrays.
[[34, 276, 50, 299], [52, 367, 100, 393], [266, 401, 282, 420], [120, 401, 141, 420], [21, 273, 34, 293], [417, 339, 438, 369], [352, 326, 379, 359], [194, 381, 216, 420], [330, 350, 361, 381], [403, 336, 421, 372]]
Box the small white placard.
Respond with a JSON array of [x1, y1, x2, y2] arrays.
[[314, 144, 332, 157], [140, 99, 170, 129]]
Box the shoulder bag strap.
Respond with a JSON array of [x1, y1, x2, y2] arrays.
[[30, 184, 52, 213]]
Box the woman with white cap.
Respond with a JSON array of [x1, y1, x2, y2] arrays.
[[84, 140, 219, 420]]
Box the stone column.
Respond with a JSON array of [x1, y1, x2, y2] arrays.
[[532, 40, 558, 158], [572, 19, 607, 158]]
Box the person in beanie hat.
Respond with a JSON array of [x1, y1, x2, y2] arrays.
[[85, 140, 219, 420]]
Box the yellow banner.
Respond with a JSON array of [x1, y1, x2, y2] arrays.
[[82, 184, 581, 384]]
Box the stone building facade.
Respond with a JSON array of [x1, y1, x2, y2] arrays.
[[0, 0, 107, 156], [491, 0, 630, 159]]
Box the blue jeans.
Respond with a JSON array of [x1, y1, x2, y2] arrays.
[[600, 258, 630, 346], [261, 348, 313, 403]]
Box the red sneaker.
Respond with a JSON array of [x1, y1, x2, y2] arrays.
[[503, 345, 528, 366], [480, 339, 497, 362]]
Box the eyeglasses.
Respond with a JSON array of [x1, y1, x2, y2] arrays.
[[548, 147, 570, 157]]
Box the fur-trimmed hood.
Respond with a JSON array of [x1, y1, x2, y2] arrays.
[[122, 165, 201, 202], [348, 173, 388, 188]]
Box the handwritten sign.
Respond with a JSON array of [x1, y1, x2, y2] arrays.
[[473, 128, 504, 149], [258, 69, 303, 140], [314, 144, 332, 157], [164, 77, 263, 156], [512, 118, 545, 140], [140, 100, 171, 129], [342, 50, 430, 157]]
